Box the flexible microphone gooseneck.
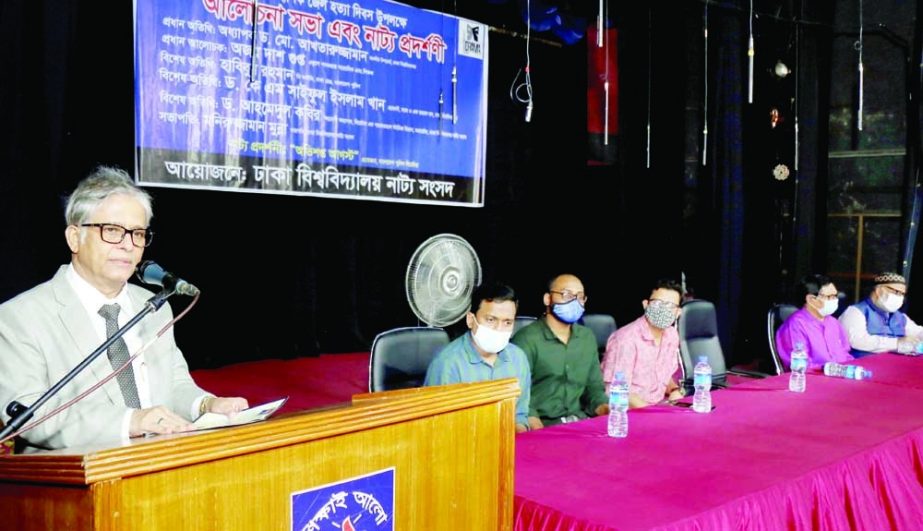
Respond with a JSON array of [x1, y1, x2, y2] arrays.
[[136, 261, 200, 296]]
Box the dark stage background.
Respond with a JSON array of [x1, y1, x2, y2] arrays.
[[1, 1, 920, 370]]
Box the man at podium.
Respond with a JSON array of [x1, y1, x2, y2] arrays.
[[0, 166, 247, 450]]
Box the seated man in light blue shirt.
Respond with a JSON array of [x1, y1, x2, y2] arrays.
[[424, 282, 531, 433]]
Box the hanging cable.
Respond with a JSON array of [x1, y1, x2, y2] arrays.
[[452, 0, 458, 124], [451, 65, 458, 124], [792, 2, 803, 248], [794, 11, 800, 172], [646, 7, 652, 168], [857, 0, 864, 131], [702, 1, 709, 165], [597, 0, 604, 47], [438, 0, 445, 132], [602, 0, 610, 145], [748, 0, 755, 103], [249, 0, 260, 85], [509, 0, 534, 122]]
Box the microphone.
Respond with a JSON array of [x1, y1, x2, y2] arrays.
[[136, 260, 200, 296]]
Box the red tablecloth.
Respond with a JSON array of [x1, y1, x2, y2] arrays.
[[846, 352, 923, 389], [513, 355, 923, 530]]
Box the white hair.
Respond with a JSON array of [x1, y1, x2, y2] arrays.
[[64, 166, 153, 226]]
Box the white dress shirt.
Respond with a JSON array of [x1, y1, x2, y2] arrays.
[[839, 305, 923, 353], [66, 264, 152, 438]]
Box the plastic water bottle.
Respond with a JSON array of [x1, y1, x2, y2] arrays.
[[692, 356, 712, 413], [823, 362, 873, 381], [788, 342, 808, 393], [607, 371, 629, 438]]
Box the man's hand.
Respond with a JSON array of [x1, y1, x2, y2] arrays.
[[515, 423, 528, 433], [897, 339, 915, 354], [667, 389, 685, 403], [527, 416, 544, 431], [130, 406, 192, 437], [208, 397, 249, 415], [594, 403, 610, 416]]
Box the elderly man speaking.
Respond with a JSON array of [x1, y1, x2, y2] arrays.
[[0, 166, 247, 450]]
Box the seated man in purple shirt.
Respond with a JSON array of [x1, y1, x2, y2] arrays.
[[600, 279, 684, 408], [775, 274, 853, 370]]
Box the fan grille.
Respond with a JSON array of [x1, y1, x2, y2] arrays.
[[406, 234, 482, 327]]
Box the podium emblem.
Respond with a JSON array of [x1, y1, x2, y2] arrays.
[[292, 468, 394, 531]]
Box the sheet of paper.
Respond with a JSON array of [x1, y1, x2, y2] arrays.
[[192, 397, 288, 430]]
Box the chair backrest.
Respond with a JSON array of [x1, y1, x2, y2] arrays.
[[833, 291, 848, 318], [767, 303, 799, 375], [368, 327, 450, 392], [581, 313, 617, 355], [678, 299, 727, 387], [513, 316, 537, 335]]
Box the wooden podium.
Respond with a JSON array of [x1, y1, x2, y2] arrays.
[[0, 379, 519, 530]]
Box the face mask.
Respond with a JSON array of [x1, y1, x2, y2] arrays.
[[551, 299, 585, 324], [818, 298, 839, 317], [881, 293, 904, 313], [471, 319, 513, 353], [644, 301, 677, 329]]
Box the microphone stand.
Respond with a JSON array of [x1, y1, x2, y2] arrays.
[[0, 289, 173, 442]]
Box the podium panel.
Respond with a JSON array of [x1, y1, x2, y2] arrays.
[[0, 379, 518, 530]]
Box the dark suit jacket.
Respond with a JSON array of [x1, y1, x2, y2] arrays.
[[0, 265, 207, 449]]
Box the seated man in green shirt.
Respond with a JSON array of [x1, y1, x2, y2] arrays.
[[512, 273, 609, 430], [424, 282, 531, 433]]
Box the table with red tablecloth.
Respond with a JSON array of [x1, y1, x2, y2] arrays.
[[513, 353, 923, 530]]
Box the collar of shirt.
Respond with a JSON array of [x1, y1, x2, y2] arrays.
[[864, 297, 884, 316], [65, 263, 151, 409], [463, 332, 511, 365], [797, 309, 827, 327], [537, 315, 591, 343], [66, 263, 134, 322], [638, 317, 656, 343], [622, 316, 680, 358]]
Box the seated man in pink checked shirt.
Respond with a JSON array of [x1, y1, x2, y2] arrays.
[[600, 279, 684, 408]]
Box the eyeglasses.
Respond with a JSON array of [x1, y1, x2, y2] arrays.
[[814, 292, 839, 301], [881, 285, 906, 297], [81, 223, 153, 248], [550, 290, 588, 304], [648, 298, 679, 310]]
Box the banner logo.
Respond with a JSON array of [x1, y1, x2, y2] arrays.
[[459, 20, 485, 59]]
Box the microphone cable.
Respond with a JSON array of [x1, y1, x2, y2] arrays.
[[509, 0, 533, 122]]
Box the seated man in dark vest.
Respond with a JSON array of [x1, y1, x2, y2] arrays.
[[839, 272, 923, 357]]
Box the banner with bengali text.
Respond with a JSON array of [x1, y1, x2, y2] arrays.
[[134, 0, 488, 206]]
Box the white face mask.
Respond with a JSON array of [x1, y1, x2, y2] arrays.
[[471, 319, 512, 354], [881, 293, 904, 313], [818, 298, 839, 317]]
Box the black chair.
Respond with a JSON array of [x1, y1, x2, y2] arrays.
[[581, 313, 617, 357], [767, 303, 799, 375], [513, 316, 537, 336], [833, 291, 849, 319], [368, 327, 450, 392], [678, 299, 768, 391]]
